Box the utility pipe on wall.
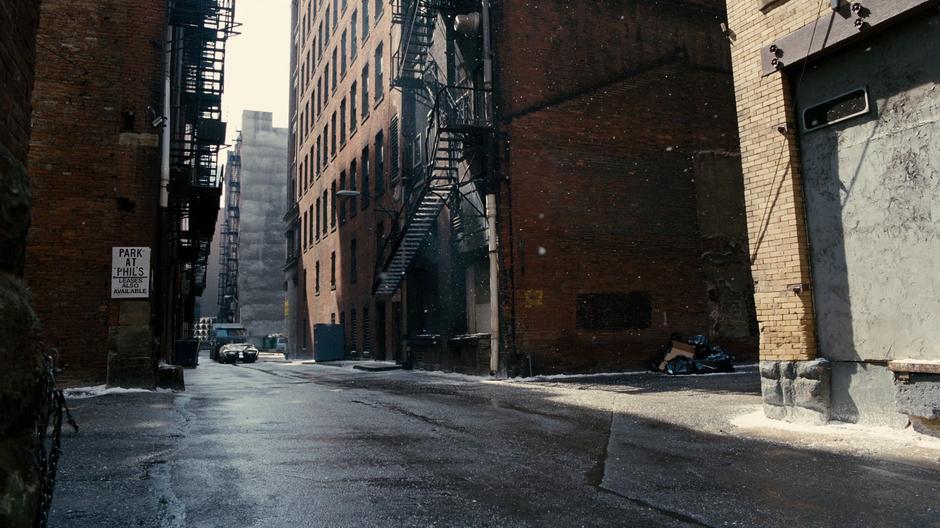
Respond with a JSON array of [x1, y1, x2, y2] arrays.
[[486, 193, 499, 375], [160, 26, 172, 209], [482, 0, 498, 375]]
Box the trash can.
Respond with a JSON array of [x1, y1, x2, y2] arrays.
[[174, 339, 199, 368]]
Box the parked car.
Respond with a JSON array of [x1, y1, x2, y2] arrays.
[[210, 323, 248, 361], [217, 343, 258, 364], [276, 335, 287, 354]]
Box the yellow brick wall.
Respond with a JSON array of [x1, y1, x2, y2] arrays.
[[726, 0, 833, 361]]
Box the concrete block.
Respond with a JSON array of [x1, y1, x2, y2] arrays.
[[831, 362, 908, 428], [895, 373, 940, 419], [759, 360, 780, 380], [761, 376, 784, 406], [760, 359, 832, 424], [910, 417, 940, 438]]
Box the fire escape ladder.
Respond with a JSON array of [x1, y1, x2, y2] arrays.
[[392, 0, 441, 89], [374, 86, 463, 297]]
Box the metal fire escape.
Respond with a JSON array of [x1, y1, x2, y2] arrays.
[[167, 0, 238, 296], [375, 0, 492, 297], [217, 139, 241, 323]]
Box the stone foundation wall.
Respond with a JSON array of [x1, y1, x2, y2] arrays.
[[760, 359, 831, 425]]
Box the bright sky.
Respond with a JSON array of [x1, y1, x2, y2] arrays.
[[221, 0, 291, 141]]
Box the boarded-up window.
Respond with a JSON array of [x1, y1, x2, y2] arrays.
[[576, 292, 651, 331]]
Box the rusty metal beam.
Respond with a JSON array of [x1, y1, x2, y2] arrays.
[[761, 0, 939, 76]]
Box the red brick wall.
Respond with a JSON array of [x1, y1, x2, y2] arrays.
[[26, 0, 166, 384], [494, 0, 748, 373], [0, 0, 42, 274], [0, 0, 40, 169]]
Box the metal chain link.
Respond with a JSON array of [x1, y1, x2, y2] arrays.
[[35, 348, 78, 528]]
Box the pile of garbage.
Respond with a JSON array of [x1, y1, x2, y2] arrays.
[[651, 334, 735, 375]]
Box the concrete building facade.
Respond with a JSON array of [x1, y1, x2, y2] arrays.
[[289, 0, 758, 375], [234, 111, 288, 344], [727, 0, 940, 431]]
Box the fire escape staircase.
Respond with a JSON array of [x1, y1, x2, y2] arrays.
[[376, 1, 491, 298]]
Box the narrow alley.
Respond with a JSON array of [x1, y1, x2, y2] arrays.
[[49, 355, 940, 527]]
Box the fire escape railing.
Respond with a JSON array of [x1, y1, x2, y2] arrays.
[[373, 75, 492, 296], [167, 0, 238, 296]]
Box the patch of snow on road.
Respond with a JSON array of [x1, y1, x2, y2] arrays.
[[64, 385, 176, 399], [731, 407, 940, 452]]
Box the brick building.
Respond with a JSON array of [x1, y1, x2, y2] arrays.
[[727, 0, 939, 429], [25, 0, 236, 386], [289, 0, 757, 374], [0, 0, 47, 524]]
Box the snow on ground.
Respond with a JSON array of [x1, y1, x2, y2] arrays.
[[64, 385, 176, 399], [732, 406, 940, 456], [507, 363, 759, 383]]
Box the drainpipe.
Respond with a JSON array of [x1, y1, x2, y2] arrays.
[[481, 0, 498, 375], [486, 193, 499, 375], [160, 25, 172, 209]]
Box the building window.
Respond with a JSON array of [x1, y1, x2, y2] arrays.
[[341, 30, 347, 76], [303, 211, 308, 250], [361, 64, 370, 118], [315, 136, 321, 176], [330, 251, 336, 289], [351, 12, 358, 60], [349, 160, 358, 216], [315, 261, 320, 294], [374, 43, 384, 101], [308, 145, 315, 184], [321, 190, 328, 235], [340, 98, 347, 145], [374, 0, 383, 21], [339, 170, 347, 224], [330, 112, 337, 156], [331, 48, 338, 91], [308, 205, 314, 246], [317, 78, 322, 114], [324, 8, 330, 40], [802, 88, 870, 132], [315, 197, 321, 240], [575, 292, 652, 331], [374, 130, 385, 197], [362, 0, 369, 40], [361, 146, 370, 209], [324, 62, 330, 97], [350, 83, 358, 133], [331, 180, 337, 229], [349, 238, 358, 283], [332, 0, 338, 29], [321, 129, 328, 167]]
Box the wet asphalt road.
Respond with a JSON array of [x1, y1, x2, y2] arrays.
[[49, 354, 940, 527]]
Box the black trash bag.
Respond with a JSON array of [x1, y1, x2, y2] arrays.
[[665, 355, 697, 375], [694, 346, 735, 373], [688, 334, 710, 357]]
